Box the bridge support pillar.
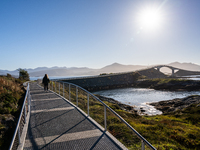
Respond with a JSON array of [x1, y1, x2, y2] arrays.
[[172, 69, 175, 77], [155, 67, 160, 72]]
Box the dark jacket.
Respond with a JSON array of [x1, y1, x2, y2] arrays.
[[42, 76, 50, 85]]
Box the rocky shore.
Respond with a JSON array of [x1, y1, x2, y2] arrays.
[[150, 95, 200, 114], [96, 94, 200, 116], [94, 79, 200, 115], [96, 95, 162, 115], [96, 95, 138, 114]]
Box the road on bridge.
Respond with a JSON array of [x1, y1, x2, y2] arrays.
[[24, 83, 127, 150]]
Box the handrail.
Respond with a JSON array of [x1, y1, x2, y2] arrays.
[[51, 80, 156, 150], [9, 83, 31, 150]]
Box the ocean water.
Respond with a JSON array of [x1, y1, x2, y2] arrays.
[[93, 88, 200, 115]]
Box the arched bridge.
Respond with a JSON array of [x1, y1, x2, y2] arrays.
[[153, 65, 180, 76]]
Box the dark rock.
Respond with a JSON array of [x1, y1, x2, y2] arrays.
[[96, 95, 138, 115], [140, 108, 146, 112], [149, 95, 200, 113]]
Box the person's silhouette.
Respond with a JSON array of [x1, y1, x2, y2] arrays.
[[42, 74, 50, 91]]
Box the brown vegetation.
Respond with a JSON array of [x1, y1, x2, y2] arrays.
[[0, 74, 25, 149]]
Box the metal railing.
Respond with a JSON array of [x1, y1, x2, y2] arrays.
[[50, 80, 156, 150], [9, 83, 31, 150]]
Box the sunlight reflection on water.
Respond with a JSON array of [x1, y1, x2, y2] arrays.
[[93, 88, 200, 115]]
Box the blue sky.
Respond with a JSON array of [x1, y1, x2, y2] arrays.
[[1, 0, 200, 70]]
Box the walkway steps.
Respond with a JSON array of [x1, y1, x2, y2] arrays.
[[24, 83, 127, 150]]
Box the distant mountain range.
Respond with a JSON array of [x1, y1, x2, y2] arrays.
[[1, 62, 200, 77]]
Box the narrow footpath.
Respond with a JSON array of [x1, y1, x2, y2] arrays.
[[24, 83, 127, 150]]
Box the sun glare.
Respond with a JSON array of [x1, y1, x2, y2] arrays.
[[137, 7, 163, 31]]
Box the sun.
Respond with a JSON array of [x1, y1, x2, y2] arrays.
[[137, 7, 163, 31]]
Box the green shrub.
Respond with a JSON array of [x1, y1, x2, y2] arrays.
[[18, 68, 30, 81]]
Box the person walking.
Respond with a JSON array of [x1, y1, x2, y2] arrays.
[[42, 74, 50, 91]]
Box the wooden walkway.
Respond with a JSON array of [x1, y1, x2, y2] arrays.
[[24, 83, 127, 150]]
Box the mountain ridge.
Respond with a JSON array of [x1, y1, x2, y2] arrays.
[[1, 62, 200, 77]]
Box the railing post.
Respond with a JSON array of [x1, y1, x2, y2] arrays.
[[63, 82, 64, 97], [55, 82, 56, 93], [104, 106, 107, 131], [76, 87, 78, 106], [69, 84, 71, 101], [18, 128, 21, 144], [52, 81, 53, 91], [24, 104, 26, 123], [59, 82, 60, 95], [141, 140, 145, 150], [87, 93, 89, 116], [28, 90, 30, 113]]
